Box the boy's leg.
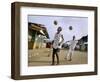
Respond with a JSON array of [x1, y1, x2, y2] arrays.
[[68, 49, 74, 61], [68, 52, 72, 61], [65, 48, 71, 60], [51, 49, 55, 65], [56, 52, 59, 65], [52, 54, 55, 65]]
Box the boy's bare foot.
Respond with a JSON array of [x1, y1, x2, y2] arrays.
[[64, 57, 67, 60], [56, 63, 59, 65], [67, 59, 72, 61], [51, 63, 55, 65]]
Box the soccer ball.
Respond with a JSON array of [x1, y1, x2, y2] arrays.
[[69, 26, 73, 30], [54, 20, 58, 25]]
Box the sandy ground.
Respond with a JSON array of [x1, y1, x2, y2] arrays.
[[28, 48, 87, 66]]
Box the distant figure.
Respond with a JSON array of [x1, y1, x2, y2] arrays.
[[65, 36, 78, 61], [51, 27, 64, 65]]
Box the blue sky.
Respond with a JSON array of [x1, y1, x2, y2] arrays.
[[28, 15, 88, 42]]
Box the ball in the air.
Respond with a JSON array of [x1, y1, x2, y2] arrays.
[[69, 26, 73, 30], [54, 20, 58, 25]]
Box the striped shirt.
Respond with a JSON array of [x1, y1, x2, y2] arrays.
[[53, 33, 62, 49]]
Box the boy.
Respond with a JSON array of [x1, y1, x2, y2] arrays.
[[65, 36, 78, 61], [51, 27, 64, 65]]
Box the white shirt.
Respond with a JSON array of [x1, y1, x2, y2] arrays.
[[53, 33, 62, 49], [70, 40, 78, 50]]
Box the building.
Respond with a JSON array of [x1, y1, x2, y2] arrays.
[[28, 22, 49, 49], [77, 35, 88, 51]]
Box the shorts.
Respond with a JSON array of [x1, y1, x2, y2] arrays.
[[53, 48, 60, 54]]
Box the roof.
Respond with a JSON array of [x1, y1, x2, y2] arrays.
[[28, 22, 49, 38]]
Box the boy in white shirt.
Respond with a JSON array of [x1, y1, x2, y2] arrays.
[[65, 36, 78, 61], [51, 27, 64, 65]]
